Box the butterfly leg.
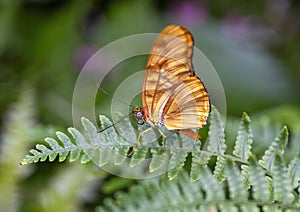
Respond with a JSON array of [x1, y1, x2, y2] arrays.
[[127, 127, 152, 156], [157, 128, 167, 151]]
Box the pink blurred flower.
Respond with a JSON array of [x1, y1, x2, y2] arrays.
[[167, 1, 208, 27], [75, 45, 97, 69], [221, 14, 277, 44], [74, 45, 117, 83]]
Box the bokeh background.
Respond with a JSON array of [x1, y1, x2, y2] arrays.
[[0, 0, 299, 211]]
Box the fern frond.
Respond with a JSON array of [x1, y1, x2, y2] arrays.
[[177, 171, 204, 202], [23, 108, 233, 180], [97, 170, 299, 211], [167, 148, 188, 180], [113, 140, 130, 166], [189, 143, 205, 182], [218, 203, 238, 212], [206, 106, 226, 155], [22, 106, 298, 205], [248, 156, 271, 202], [233, 112, 253, 161], [225, 159, 248, 202], [129, 148, 149, 167], [239, 204, 260, 212], [0, 87, 36, 211], [271, 153, 294, 203], [20, 106, 300, 210], [112, 113, 134, 165], [288, 150, 300, 189], [21, 130, 82, 165], [149, 149, 168, 173], [207, 106, 227, 183], [259, 126, 288, 170], [213, 156, 227, 183], [21, 117, 101, 165], [241, 164, 251, 189], [190, 106, 226, 181], [262, 205, 281, 212], [167, 134, 192, 180], [198, 165, 225, 202], [36, 164, 100, 212]]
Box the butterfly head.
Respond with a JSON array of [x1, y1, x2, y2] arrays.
[[133, 107, 144, 125]]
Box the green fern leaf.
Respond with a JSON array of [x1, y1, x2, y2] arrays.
[[177, 172, 203, 203], [167, 134, 193, 180], [241, 164, 251, 189], [59, 129, 81, 162], [149, 149, 167, 173], [97, 166, 299, 211], [114, 145, 129, 166], [143, 182, 167, 209], [218, 203, 238, 212], [198, 165, 225, 202], [56, 131, 75, 149], [67, 127, 86, 146], [113, 113, 135, 164], [190, 143, 210, 181], [35, 144, 50, 162], [99, 198, 121, 212], [20, 106, 299, 209], [28, 149, 44, 163], [43, 137, 59, 149], [80, 154, 91, 164], [98, 147, 112, 166], [204, 106, 228, 183], [160, 178, 185, 206], [240, 204, 260, 212], [81, 116, 115, 166], [207, 106, 226, 155], [288, 150, 300, 188], [97, 172, 204, 211], [225, 159, 248, 201], [114, 112, 136, 143], [67, 127, 86, 162], [69, 148, 81, 162], [271, 153, 294, 203], [21, 121, 97, 165], [43, 138, 60, 161], [233, 112, 253, 161], [259, 126, 288, 170], [199, 205, 217, 212], [190, 106, 225, 182], [56, 132, 75, 162], [129, 148, 149, 167], [129, 127, 157, 167], [213, 156, 226, 183], [97, 115, 119, 166], [262, 205, 281, 212], [168, 149, 188, 180], [99, 115, 118, 144], [248, 156, 271, 202], [81, 117, 100, 145]]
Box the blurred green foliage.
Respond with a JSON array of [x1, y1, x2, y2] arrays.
[[0, 0, 299, 211]]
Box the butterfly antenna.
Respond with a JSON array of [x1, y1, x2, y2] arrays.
[[97, 83, 135, 108], [98, 111, 133, 133]]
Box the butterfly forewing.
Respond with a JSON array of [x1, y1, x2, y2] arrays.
[[142, 25, 210, 139]]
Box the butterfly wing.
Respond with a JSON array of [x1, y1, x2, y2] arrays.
[[142, 25, 210, 136]]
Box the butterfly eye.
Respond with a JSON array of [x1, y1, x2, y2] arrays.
[[136, 111, 143, 119]]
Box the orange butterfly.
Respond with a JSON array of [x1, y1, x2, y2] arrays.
[[132, 25, 210, 152]]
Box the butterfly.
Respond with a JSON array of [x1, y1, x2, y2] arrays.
[[131, 24, 210, 153]]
